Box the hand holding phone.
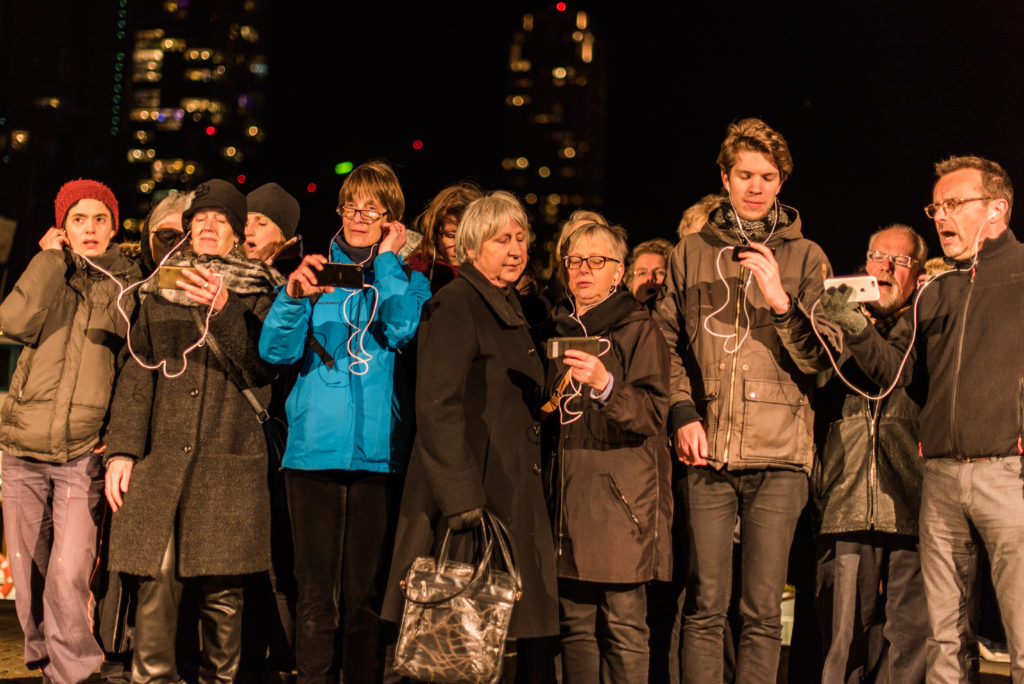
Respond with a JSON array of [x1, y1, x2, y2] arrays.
[[315, 262, 364, 289], [546, 336, 601, 359]]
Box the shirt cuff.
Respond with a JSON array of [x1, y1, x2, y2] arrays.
[[589, 375, 615, 404]]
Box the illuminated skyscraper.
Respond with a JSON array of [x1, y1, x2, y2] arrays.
[[123, 0, 269, 229], [500, 3, 606, 262]]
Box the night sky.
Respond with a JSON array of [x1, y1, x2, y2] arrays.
[[265, 0, 1024, 274]]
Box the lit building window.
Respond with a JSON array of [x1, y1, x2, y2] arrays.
[[538, 166, 551, 178], [523, 14, 534, 30], [577, 11, 588, 30], [11, 131, 29, 149], [516, 157, 529, 169], [525, 193, 538, 204], [581, 34, 594, 63], [552, 67, 567, 79]]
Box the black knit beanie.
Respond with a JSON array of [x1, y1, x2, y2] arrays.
[[183, 179, 246, 239], [246, 183, 300, 239]]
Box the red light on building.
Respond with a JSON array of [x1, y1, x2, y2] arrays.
[[556, 1, 566, 10], [205, 125, 217, 135], [412, 139, 424, 150], [237, 174, 246, 184], [306, 183, 316, 193]]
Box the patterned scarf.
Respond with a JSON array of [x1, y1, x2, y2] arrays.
[[708, 199, 792, 241], [142, 245, 285, 306]]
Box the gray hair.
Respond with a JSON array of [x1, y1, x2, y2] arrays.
[[868, 223, 927, 268], [562, 222, 630, 265], [148, 190, 193, 230], [455, 191, 531, 265]]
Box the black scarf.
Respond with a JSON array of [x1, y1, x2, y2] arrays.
[[334, 233, 380, 272], [143, 245, 285, 306]]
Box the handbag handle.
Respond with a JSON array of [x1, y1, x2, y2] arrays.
[[404, 509, 522, 605]]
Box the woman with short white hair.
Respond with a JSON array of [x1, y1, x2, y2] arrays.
[[384, 190, 560, 662]]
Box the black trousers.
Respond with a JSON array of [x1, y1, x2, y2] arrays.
[[285, 468, 401, 684]]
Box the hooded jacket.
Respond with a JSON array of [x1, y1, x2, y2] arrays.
[[653, 206, 834, 473], [545, 290, 673, 583], [844, 228, 1024, 460], [258, 243, 430, 473], [0, 245, 141, 462]]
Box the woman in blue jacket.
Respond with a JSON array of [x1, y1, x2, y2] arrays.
[[258, 161, 430, 684]]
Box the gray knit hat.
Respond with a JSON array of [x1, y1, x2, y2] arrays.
[[247, 183, 300, 240]]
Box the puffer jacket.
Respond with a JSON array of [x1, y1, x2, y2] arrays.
[[653, 206, 835, 473], [0, 245, 141, 462], [845, 228, 1024, 460], [813, 310, 925, 536], [545, 290, 673, 583]]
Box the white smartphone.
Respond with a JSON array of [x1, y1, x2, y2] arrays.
[[824, 275, 880, 303]]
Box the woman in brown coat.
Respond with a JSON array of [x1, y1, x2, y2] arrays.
[[544, 221, 672, 683]]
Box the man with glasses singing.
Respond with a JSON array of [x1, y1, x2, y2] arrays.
[[813, 224, 928, 683], [821, 156, 1024, 682], [653, 118, 834, 683]]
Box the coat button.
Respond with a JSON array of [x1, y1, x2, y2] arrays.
[[749, 392, 756, 399], [532, 464, 541, 475], [190, 388, 199, 397], [741, 364, 749, 371], [528, 347, 537, 355], [530, 423, 541, 436], [182, 445, 192, 453], [719, 362, 725, 370]]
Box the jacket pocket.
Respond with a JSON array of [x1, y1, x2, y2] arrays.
[[604, 473, 642, 532], [739, 378, 811, 461]]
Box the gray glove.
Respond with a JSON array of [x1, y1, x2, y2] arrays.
[[820, 285, 867, 335], [447, 507, 484, 532]]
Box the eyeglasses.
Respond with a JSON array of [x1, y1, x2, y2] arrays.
[[336, 206, 387, 222], [564, 255, 620, 270], [866, 251, 916, 268], [923, 197, 992, 219]]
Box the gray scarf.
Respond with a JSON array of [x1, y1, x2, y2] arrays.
[[142, 245, 285, 306]]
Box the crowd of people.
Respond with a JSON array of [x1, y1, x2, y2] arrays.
[[0, 116, 1021, 684]]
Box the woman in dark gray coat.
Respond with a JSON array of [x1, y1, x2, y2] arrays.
[[104, 179, 282, 683], [383, 191, 559, 654]]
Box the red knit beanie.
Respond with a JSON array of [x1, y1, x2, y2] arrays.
[[54, 179, 119, 232]]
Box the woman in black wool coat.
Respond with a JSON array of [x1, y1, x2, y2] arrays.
[[103, 179, 283, 683], [384, 191, 560, 677]]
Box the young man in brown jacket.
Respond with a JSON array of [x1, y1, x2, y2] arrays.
[[654, 118, 834, 684]]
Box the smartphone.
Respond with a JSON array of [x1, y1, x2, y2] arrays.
[[731, 244, 773, 261], [824, 275, 881, 303], [546, 336, 601, 359], [157, 265, 189, 290], [316, 262, 364, 288]]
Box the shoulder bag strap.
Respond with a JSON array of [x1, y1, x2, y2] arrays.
[[190, 308, 269, 425]]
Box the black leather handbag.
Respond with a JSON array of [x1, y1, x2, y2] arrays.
[[394, 509, 522, 684]]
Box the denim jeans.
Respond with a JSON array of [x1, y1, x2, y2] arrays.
[[679, 467, 807, 684], [1, 451, 105, 684], [919, 456, 1024, 684], [558, 578, 649, 684], [816, 532, 927, 684], [285, 469, 400, 684]]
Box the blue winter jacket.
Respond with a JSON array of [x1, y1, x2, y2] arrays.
[[258, 244, 431, 472]]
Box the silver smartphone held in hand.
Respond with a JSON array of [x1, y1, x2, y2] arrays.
[[824, 275, 880, 303]]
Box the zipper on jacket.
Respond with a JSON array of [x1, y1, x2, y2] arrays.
[[949, 268, 976, 456], [606, 474, 642, 531], [1018, 377, 1023, 454], [721, 272, 746, 464], [557, 433, 569, 557], [867, 398, 880, 527]]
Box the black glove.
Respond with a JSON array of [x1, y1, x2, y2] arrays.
[[819, 285, 867, 335], [447, 507, 484, 532]]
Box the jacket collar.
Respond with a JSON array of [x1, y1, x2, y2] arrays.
[[702, 203, 804, 248], [945, 227, 1020, 269], [460, 263, 526, 327], [552, 289, 644, 337]]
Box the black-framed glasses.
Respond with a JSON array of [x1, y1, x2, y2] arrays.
[[564, 255, 620, 270], [923, 197, 992, 219], [866, 251, 916, 268], [336, 206, 387, 222]]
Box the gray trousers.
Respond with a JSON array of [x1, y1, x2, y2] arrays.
[[920, 456, 1024, 684], [816, 532, 927, 684], [1, 451, 105, 684]]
